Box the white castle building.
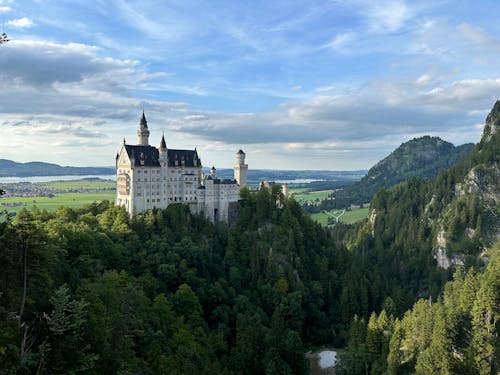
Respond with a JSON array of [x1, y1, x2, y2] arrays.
[[115, 112, 248, 222]]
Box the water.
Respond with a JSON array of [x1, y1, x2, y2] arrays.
[[274, 179, 326, 184], [318, 351, 337, 369], [0, 174, 116, 183]]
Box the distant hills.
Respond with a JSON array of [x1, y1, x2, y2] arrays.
[[213, 168, 366, 186], [0, 158, 367, 182], [0, 159, 115, 177], [330, 136, 474, 208]]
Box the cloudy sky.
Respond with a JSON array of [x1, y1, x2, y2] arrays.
[[0, 0, 499, 170]]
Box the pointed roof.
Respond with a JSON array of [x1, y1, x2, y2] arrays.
[[237, 149, 245, 154], [160, 133, 167, 149], [140, 111, 148, 129]]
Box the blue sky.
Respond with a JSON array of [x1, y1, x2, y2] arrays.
[[0, 0, 499, 169]]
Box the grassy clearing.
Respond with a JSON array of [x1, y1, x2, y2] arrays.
[[340, 207, 369, 224], [310, 206, 369, 226], [41, 179, 115, 190], [310, 212, 331, 226], [288, 187, 310, 194], [292, 190, 334, 204], [0, 192, 115, 214]]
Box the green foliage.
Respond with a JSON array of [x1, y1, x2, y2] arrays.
[[0, 187, 350, 374], [1, 102, 498, 374], [337, 101, 500, 374]]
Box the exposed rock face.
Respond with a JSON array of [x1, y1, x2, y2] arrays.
[[483, 100, 500, 142], [434, 101, 500, 268], [369, 209, 377, 236], [434, 229, 450, 269], [455, 164, 500, 203], [433, 228, 465, 269]]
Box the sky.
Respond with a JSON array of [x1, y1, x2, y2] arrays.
[[0, 0, 499, 170]]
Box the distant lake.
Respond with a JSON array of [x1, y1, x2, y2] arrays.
[[274, 179, 326, 184], [0, 176, 347, 184], [0, 174, 116, 183]]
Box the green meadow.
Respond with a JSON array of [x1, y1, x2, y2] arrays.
[[310, 207, 369, 226], [0, 192, 115, 214], [291, 189, 334, 204], [41, 179, 115, 190], [0, 181, 369, 225]]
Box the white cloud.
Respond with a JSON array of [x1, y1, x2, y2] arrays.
[[7, 17, 34, 28], [184, 114, 209, 121], [361, 0, 412, 33], [324, 32, 355, 51], [0, 5, 11, 13], [415, 74, 432, 86], [315, 85, 336, 93], [457, 23, 500, 51], [0, 2, 498, 170], [168, 77, 496, 155]]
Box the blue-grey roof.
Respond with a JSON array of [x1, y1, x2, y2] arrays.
[[167, 149, 200, 167], [124, 145, 201, 168], [125, 145, 160, 167]]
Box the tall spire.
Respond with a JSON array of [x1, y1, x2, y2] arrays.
[[160, 132, 167, 152], [140, 110, 148, 129], [137, 111, 150, 146]]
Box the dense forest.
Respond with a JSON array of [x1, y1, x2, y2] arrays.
[[335, 101, 500, 374], [1, 188, 352, 374], [0, 101, 498, 374]]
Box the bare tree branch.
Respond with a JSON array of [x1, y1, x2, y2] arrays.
[[0, 33, 9, 44]]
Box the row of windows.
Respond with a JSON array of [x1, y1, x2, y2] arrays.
[[170, 196, 197, 202], [143, 197, 198, 202]]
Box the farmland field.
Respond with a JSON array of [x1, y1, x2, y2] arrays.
[[310, 206, 369, 226], [291, 189, 334, 204], [341, 207, 370, 224], [0, 192, 115, 214], [41, 179, 115, 190]]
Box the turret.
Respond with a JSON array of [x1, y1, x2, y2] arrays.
[[137, 111, 150, 146], [234, 149, 248, 187], [210, 166, 216, 178], [282, 183, 289, 198], [159, 133, 168, 165], [159, 133, 167, 153]]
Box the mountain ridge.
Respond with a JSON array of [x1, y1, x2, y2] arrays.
[[331, 136, 474, 208], [0, 159, 115, 177]]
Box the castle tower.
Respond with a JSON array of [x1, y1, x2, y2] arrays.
[[137, 111, 150, 146], [159, 134, 167, 162], [282, 183, 289, 198], [210, 165, 216, 178], [234, 149, 248, 187]]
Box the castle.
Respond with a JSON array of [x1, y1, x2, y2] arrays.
[[115, 112, 248, 222]]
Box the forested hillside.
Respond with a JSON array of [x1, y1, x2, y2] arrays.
[[0, 187, 355, 374], [0, 159, 114, 177], [1, 102, 498, 374], [336, 101, 500, 374], [317, 136, 473, 211]]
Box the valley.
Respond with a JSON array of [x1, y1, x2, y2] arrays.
[[0, 102, 498, 375]]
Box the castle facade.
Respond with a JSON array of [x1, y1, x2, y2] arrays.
[[115, 113, 247, 222]]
